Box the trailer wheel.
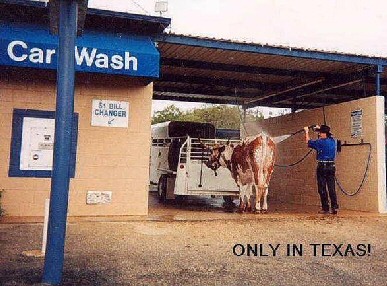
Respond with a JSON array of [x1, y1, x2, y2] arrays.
[[175, 195, 186, 204], [158, 175, 167, 203], [223, 196, 235, 206]]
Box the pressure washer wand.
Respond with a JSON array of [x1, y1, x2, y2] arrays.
[[273, 125, 317, 144], [290, 124, 318, 136]]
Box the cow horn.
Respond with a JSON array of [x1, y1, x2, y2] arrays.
[[198, 139, 209, 150]]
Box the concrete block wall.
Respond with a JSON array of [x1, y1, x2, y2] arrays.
[[0, 69, 152, 217], [243, 96, 386, 213]]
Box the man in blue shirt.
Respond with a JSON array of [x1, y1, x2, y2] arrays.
[[304, 125, 339, 215]]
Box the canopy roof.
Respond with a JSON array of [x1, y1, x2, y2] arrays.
[[155, 34, 387, 109]]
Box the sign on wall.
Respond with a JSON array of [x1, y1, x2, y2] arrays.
[[351, 109, 363, 138], [91, 99, 129, 128], [0, 23, 160, 78], [86, 191, 112, 204], [20, 117, 55, 170]]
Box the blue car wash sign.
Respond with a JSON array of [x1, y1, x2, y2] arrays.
[[0, 23, 160, 78]]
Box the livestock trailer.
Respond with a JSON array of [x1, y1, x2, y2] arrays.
[[215, 128, 240, 140], [150, 121, 240, 202]]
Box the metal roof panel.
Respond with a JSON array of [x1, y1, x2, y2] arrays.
[[156, 34, 385, 108]]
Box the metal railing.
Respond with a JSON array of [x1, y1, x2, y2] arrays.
[[179, 137, 241, 163]]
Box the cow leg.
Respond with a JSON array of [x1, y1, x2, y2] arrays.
[[239, 197, 245, 213], [245, 184, 252, 212], [237, 177, 245, 213], [238, 185, 246, 213], [261, 186, 269, 213], [239, 184, 253, 212], [254, 185, 262, 213], [261, 162, 274, 213]]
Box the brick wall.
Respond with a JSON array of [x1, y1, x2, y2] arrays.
[[243, 96, 386, 213], [0, 69, 152, 217]]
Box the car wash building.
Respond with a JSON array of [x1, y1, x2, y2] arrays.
[[0, 0, 170, 217], [1, 0, 386, 220]]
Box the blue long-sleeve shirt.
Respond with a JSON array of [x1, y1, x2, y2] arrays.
[[308, 137, 337, 161]]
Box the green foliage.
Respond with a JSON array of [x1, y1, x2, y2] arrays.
[[152, 104, 184, 124], [181, 105, 241, 129], [152, 104, 263, 129]]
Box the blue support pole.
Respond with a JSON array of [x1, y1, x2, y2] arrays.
[[376, 65, 383, 96], [42, 0, 78, 285]]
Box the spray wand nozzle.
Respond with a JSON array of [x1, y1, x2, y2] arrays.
[[293, 124, 317, 135], [310, 124, 317, 130]]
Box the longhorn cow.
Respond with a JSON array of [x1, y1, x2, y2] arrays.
[[205, 134, 276, 213]]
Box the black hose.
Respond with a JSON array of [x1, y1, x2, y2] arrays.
[[335, 143, 372, 196], [274, 125, 316, 168], [322, 105, 327, 125], [275, 149, 314, 168]]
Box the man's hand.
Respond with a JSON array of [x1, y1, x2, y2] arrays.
[[304, 126, 309, 133]]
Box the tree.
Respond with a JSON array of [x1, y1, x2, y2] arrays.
[[152, 104, 184, 124], [152, 104, 263, 129], [181, 105, 242, 129]]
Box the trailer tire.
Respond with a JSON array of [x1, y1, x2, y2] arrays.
[[158, 175, 168, 203], [223, 196, 235, 206], [175, 195, 186, 204]]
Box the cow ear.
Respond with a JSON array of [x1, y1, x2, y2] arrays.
[[219, 145, 226, 152]]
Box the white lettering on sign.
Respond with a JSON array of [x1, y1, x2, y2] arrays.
[[6, 40, 138, 71], [351, 109, 363, 138], [7, 40, 56, 64], [91, 99, 129, 128], [7, 40, 28, 62]]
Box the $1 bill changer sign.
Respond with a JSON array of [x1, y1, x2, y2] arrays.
[[92, 99, 129, 128]]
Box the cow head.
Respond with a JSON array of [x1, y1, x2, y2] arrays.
[[205, 143, 234, 175]]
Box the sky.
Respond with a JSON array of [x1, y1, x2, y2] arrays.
[[88, 0, 387, 56], [86, 0, 387, 116]]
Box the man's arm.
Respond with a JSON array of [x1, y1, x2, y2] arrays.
[[304, 126, 310, 143]]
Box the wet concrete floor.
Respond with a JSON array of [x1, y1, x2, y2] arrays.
[[147, 190, 379, 222], [1, 190, 381, 225]]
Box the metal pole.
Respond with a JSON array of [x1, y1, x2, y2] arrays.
[[376, 65, 383, 96], [42, 0, 77, 284]]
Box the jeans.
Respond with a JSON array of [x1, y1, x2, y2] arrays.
[[317, 163, 338, 211]]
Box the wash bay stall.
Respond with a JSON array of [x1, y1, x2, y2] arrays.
[[153, 34, 387, 213]]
